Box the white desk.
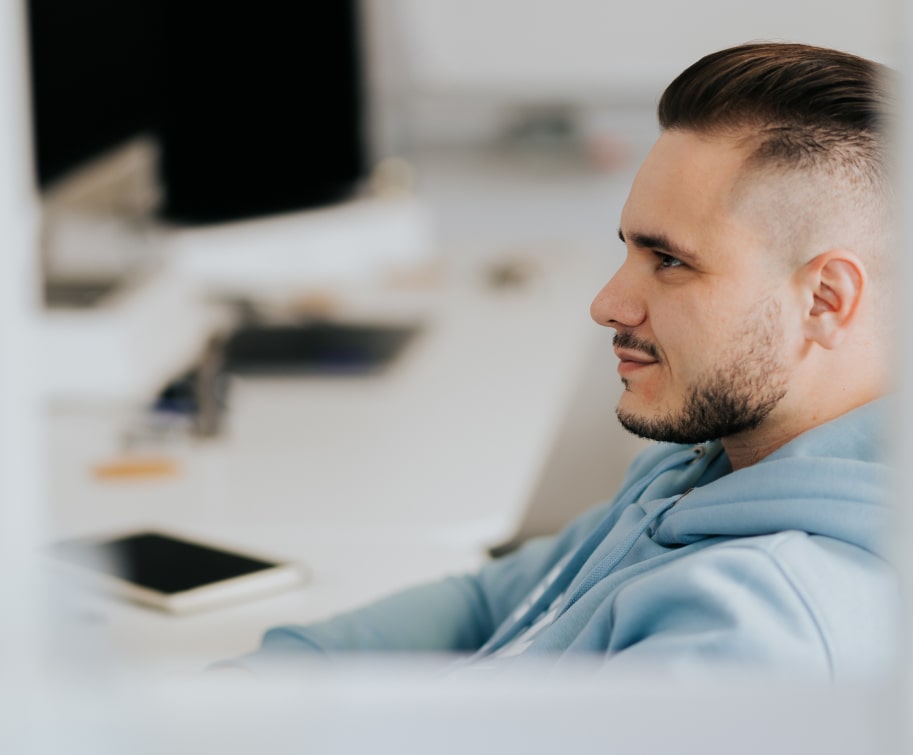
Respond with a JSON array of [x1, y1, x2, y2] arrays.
[[45, 238, 617, 675]]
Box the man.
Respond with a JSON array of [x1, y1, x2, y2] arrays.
[[232, 43, 898, 679]]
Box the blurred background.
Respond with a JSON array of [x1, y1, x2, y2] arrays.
[[29, 0, 901, 544], [0, 1, 906, 748]]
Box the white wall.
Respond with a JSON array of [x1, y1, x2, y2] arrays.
[[367, 0, 902, 155], [398, 0, 900, 98]]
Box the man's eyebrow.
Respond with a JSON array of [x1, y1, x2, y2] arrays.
[[617, 228, 700, 265]]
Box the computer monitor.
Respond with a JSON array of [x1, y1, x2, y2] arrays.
[[157, 3, 367, 223], [26, 0, 367, 223]]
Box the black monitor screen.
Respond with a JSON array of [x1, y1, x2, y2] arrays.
[[26, 0, 162, 188], [26, 1, 366, 222]]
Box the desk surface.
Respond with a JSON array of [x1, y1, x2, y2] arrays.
[[45, 237, 619, 674]]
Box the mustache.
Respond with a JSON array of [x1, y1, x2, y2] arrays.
[[613, 331, 660, 361]]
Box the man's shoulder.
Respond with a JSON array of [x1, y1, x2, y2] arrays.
[[632, 530, 896, 635], [627, 530, 898, 675], [682, 532, 898, 660]]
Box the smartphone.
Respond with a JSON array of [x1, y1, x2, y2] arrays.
[[50, 529, 304, 614]]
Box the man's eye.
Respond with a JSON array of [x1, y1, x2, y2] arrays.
[[656, 253, 683, 269]]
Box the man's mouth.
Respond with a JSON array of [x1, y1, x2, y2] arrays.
[[614, 347, 659, 376], [612, 332, 660, 377]]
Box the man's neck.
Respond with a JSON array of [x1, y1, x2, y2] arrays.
[[721, 431, 800, 471], [721, 393, 882, 470]]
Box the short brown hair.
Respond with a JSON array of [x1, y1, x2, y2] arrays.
[[658, 43, 893, 182]]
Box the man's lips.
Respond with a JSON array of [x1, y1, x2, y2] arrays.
[[615, 348, 659, 376]]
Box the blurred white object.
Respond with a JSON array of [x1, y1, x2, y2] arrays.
[[167, 195, 436, 299], [40, 267, 228, 403], [33, 661, 897, 755], [37, 192, 434, 402]]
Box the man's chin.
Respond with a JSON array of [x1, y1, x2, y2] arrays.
[[615, 390, 780, 445], [616, 407, 665, 442], [615, 404, 714, 445], [616, 400, 670, 442]]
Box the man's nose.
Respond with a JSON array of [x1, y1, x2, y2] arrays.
[[590, 265, 646, 330]]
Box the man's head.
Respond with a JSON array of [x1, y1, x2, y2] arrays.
[[590, 43, 895, 467]]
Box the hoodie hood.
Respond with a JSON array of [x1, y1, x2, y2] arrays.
[[652, 399, 891, 555]]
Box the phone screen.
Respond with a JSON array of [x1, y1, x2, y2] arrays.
[[52, 532, 280, 594]]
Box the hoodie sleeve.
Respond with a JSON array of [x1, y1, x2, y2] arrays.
[[227, 504, 620, 676]]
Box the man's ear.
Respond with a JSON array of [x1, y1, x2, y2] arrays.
[[800, 251, 866, 349]]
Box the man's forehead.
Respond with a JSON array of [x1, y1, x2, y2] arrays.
[[621, 133, 740, 227], [629, 130, 750, 199], [619, 130, 771, 265]]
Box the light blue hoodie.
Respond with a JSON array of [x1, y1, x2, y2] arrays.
[[235, 399, 897, 679]]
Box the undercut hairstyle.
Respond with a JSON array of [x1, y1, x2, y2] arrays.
[[659, 42, 896, 288], [658, 42, 893, 189]]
